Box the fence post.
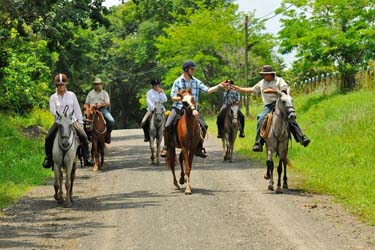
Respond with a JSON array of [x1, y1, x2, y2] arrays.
[[321, 73, 325, 95], [367, 66, 371, 91]]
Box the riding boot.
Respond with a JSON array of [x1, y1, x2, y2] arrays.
[[160, 129, 170, 158], [252, 131, 264, 152], [289, 121, 310, 147], [142, 123, 149, 142], [216, 114, 224, 138], [42, 124, 58, 169], [195, 140, 207, 158], [105, 125, 113, 144], [238, 111, 245, 138]]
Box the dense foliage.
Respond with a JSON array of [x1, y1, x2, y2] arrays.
[[1, 0, 374, 126]]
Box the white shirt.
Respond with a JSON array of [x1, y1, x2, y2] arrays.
[[252, 76, 289, 105], [146, 89, 167, 111], [50, 91, 83, 123]]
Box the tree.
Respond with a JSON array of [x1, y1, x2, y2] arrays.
[[277, 0, 375, 90]]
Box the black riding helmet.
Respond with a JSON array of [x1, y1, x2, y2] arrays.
[[182, 60, 196, 72], [151, 79, 160, 85]]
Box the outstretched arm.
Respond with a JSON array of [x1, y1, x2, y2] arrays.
[[231, 85, 254, 93], [207, 80, 230, 94]]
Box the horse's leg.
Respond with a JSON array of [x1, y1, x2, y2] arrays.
[[150, 137, 155, 165], [266, 149, 274, 191], [56, 166, 64, 204], [92, 140, 99, 172], [156, 137, 160, 165], [53, 163, 62, 203], [276, 159, 283, 194], [184, 150, 194, 195], [65, 162, 72, 207], [178, 152, 185, 185], [70, 161, 77, 203], [99, 139, 105, 170], [282, 158, 288, 190], [221, 138, 226, 161]]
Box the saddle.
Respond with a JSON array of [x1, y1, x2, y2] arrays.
[[260, 112, 273, 139]]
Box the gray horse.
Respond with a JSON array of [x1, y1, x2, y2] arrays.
[[149, 102, 165, 165], [263, 88, 296, 193], [222, 104, 239, 162], [52, 111, 79, 207]]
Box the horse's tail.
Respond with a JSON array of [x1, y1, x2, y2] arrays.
[[165, 130, 176, 169]]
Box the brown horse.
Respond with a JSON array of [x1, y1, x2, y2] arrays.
[[166, 87, 201, 194], [84, 104, 106, 172], [222, 104, 239, 162]]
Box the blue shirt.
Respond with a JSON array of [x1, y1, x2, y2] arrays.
[[170, 75, 209, 110]]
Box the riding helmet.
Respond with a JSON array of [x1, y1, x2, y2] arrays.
[[54, 73, 68, 84], [182, 60, 196, 72], [151, 79, 160, 85]]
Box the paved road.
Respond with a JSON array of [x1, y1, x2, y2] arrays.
[[0, 129, 374, 250]]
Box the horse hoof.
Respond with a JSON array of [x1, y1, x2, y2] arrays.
[[283, 183, 288, 189], [264, 174, 270, 180], [179, 177, 185, 185], [185, 189, 192, 195], [268, 185, 274, 191], [276, 188, 283, 194], [93, 166, 98, 172]]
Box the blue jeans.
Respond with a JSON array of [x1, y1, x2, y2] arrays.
[[99, 108, 115, 127]]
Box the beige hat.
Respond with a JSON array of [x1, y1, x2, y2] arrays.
[[93, 77, 103, 84], [259, 65, 276, 75]]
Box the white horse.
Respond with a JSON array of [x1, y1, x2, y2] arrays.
[[264, 88, 296, 193], [52, 111, 79, 207], [149, 102, 165, 165]]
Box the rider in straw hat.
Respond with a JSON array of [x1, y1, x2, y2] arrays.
[[85, 77, 115, 143], [232, 65, 310, 152]]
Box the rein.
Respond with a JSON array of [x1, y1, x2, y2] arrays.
[[92, 110, 107, 135]]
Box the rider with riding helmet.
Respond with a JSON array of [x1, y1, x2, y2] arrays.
[[141, 79, 168, 142], [216, 79, 245, 139], [42, 73, 93, 168], [232, 65, 310, 152], [85, 77, 115, 144], [161, 60, 230, 158]]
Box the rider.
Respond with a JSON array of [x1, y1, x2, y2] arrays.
[[161, 60, 229, 158], [141, 79, 168, 142], [42, 73, 93, 168], [85, 77, 115, 144], [216, 79, 245, 139], [233, 65, 310, 152]]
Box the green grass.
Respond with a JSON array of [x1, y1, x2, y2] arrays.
[[207, 90, 375, 225], [0, 109, 53, 210]]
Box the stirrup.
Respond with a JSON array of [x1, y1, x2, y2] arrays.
[[42, 158, 53, 169]]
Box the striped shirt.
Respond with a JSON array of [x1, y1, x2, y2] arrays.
[[170, 75, 209, 110]]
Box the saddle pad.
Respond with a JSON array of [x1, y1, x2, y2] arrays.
[[260, 112, 273, 139]]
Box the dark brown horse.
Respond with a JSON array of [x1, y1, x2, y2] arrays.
[[222, 104, 239, 162], [84, 104, 106, 172], [166, 87, 201, 194]]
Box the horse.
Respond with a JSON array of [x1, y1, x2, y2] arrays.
[[222, 104, 239, 162], [263, 88, 296, 193], [84, 104, 106, 172], [149, 102, 165, 165], [166, 87, 201, 194], [52, 110, 79, 207]]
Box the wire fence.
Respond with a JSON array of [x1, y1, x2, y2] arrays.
[[291, 66, 375, 95]]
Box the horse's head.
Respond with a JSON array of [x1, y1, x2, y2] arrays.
[[153, 102, 165, 124], [56, 111, 75, 149], [229, 104, 239, 125], [177, 87, 196, 112], [277, 91, 296, 122]]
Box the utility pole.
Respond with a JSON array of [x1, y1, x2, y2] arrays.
[[245, 15, 249, 117]]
